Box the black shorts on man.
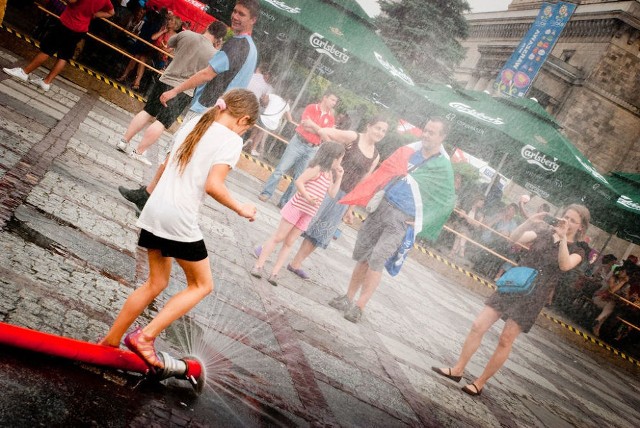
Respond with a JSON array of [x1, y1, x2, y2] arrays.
[[40, 21, 84, 61], [144, 81, 192, 129]]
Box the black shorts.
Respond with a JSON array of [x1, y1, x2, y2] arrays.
[[143, 81, 192, 128], [138, 229, 208, 262], [40, 21, 84, 61]]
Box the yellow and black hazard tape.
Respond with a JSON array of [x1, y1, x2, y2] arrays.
[[541, 312, 639, 367], [4, 22, 637, 368], [240, 152, 294, 183], [1, 23, 145, 102]]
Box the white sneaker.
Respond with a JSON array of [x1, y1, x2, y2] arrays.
[[3, 67, 29, 82], [129, 149, 152, 165], [116, 138, 128, 152], [251, 150, 260, 157], [29, 76, 51, 92]]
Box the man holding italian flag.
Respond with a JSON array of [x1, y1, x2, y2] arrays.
[[330, 117, 456, 323]]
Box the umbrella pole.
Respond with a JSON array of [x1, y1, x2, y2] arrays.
[[485, 152, 508, 197], [292, 54, 323, 112], [597, 229, 616, 258]]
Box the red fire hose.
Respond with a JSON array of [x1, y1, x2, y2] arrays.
[[0, 322, 205, 393]]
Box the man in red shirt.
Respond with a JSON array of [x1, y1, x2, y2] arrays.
[[3, 0, 114, 91], [259, 90, 338, 206]]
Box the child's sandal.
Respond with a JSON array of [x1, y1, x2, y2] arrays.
[[124, 327, 164, 370]]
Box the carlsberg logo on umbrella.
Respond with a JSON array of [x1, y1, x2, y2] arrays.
[[521, 144, 560, 172], [309, 33, 350, 63], [618, 195, 640, 213], [374, 52, 414, 86], [448, 103, 505, 125]]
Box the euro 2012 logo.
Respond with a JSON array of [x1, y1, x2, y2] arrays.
[[495, 68, 531, 96], [557, 4, 569, 19], [543, 6, 552, 18]]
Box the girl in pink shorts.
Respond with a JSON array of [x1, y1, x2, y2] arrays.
[[252, 142, 345, 285]]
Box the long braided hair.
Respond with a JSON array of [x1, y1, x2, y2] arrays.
[[174, 89, 259, 174]]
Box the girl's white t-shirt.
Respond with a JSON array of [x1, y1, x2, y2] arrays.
[[137, 117, 242, 242]]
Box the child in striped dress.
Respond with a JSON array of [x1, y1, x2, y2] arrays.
[[252, 142, 345, 285]]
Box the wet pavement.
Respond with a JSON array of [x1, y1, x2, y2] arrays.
[[1, 40, 639, 427]]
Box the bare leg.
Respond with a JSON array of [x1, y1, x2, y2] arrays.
[[354, 268, 383, 309], [271, 227, 304, 275], [118, 58, 136, 80], [251, 130, 266, 153], [458, 237, 468, 257], [471, 319, 522, 390], [143, 257, 214, 337], [133, 60, 146, 87], [254, 218, 296, 269], [100, 249, 172, 346], [447, 305, 502, 376], [136, 120, 166, 154], [43, 59, 67, 84], [289, 238, 316, 270], [449, 235, 461, 257], [145, 154, 168, 194], [23, 52, 51, 74], [123, 110, 154, 143], [346, 261, 368, 301]]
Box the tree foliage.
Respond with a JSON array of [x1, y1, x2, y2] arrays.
[[376, 0, 470, 84]]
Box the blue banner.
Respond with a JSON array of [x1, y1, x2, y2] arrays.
[[495, 2, 576, 97]]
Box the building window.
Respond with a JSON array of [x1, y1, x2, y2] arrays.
[[560, 49, 575, 62]]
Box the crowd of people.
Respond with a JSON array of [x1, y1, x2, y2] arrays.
[[3, 0, 639, 398]]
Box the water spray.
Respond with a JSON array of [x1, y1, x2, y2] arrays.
[[0, 322, 206, 393]]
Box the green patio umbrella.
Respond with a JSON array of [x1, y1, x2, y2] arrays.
[[602, 173, 640, 244], [257, 0, 415, 88], [414, 85, 640, 241]]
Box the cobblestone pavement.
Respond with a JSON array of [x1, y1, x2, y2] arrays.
[[1, 44, 639, 427]]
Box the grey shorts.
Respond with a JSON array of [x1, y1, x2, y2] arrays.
[[352, 199, 413, 271]]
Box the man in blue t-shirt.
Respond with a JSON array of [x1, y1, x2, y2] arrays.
[[118, 0, 259, 213], [159, 0, 259, 115]]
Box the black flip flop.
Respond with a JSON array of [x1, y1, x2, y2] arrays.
[[431, 366, 462, 383], [462, 383, 482, 396]]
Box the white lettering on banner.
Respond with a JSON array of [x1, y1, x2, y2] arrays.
[[617, 195, 640, 212], [309, 33, 350, 63], [521, 144, 560, 172], [373, 52, 414, 86], [524, 182, 550, 199], [514, 28, 540, 70], [448, 103, 505, 125], [264, 0, 301, 14]]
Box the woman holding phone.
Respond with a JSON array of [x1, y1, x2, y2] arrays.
[[432, 204, 590, 396]]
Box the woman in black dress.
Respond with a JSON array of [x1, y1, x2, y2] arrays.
[[433, 204, 590, 396]]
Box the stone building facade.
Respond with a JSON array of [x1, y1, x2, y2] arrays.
[[455, 0, 640, 174]]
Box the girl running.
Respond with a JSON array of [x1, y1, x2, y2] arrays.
[[100, 89, 259, 371], [252, 142, 345, 285]]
